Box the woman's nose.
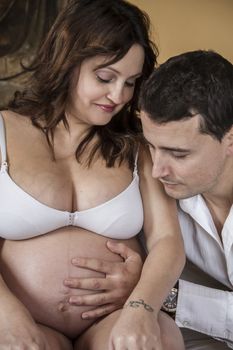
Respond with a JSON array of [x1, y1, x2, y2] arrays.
[[107, 85, 124, 104]]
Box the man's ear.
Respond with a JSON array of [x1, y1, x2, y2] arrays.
[[225, 126, 233, 155]]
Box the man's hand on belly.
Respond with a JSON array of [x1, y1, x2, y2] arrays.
[[63, 241, 143, 319]]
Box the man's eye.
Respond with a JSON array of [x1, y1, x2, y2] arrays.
[[172, 153, 188, 159]]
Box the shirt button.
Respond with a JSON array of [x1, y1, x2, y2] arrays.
[[183, 321, 190, 327]]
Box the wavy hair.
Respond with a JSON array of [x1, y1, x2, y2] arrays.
[[9, 0, 158, 167]]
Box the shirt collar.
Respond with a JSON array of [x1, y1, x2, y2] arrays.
[[179, 195, 220, 241]]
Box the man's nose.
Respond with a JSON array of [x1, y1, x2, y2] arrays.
[[151, 152, 170, 179]]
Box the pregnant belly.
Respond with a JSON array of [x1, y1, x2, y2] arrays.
[[0, 227, 143, 338]]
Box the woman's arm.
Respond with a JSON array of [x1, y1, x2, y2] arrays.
[[108, 147, 185, 349], [0, 274, 50, 348], [129, 146, 185, 310]]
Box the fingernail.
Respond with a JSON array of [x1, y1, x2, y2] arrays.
[[64, 279, 71, 286], [71, 258, 80, 264], [69, 297, 81, 305], [82, 313, 89, 319]]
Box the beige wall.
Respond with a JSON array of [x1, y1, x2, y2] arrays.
[[130, 0, 233, 64]]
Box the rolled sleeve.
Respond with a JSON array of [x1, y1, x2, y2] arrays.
[[175, 279, 233, 348]]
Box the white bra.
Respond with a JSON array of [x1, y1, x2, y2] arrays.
[[0, 113, 144, 240]]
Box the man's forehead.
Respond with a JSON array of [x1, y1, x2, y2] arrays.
[[140, 111, 203, 148], [140, 109, 201, 124], [140, 111, 201, 132]]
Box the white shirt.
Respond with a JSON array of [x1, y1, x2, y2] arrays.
[[176, 194, 233, 348]]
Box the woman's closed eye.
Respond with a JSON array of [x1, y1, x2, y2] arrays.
[[96, 74, 113, 83], [96, 72, 136, 88], [95, 70, 114, 83], [125, 80, 136, 88]]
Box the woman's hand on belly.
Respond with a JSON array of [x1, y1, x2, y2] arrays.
[[64, 240, 143, 319]]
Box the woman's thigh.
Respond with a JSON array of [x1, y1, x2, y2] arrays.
[[38, 324, 73, 350], [74, 310, 120, 350], [159, 312, 185, 350], [74, 310, 184, 350]]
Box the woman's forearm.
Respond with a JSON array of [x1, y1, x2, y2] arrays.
[[124, 234, 185, 314]]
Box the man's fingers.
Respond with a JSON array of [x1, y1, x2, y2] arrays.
[[81, 304, 118, 320], [71, 257, 117, 274]]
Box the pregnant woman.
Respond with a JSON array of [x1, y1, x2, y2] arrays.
[[0, 0, 185, 349]]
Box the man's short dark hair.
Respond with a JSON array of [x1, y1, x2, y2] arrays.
[[139, 50, 233, 141]]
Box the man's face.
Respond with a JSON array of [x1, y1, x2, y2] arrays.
[[141, 111, 231, 200]]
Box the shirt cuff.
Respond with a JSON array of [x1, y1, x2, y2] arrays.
[[175, 279, 233, 343]]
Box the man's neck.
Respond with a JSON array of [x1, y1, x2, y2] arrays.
[[203, 196, 232, 237], [202, 160, 233, 237]]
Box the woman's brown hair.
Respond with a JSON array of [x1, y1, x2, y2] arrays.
[[9, 0, 158, 168]]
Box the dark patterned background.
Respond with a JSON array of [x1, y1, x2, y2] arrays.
[[0, 0, 67, 108]]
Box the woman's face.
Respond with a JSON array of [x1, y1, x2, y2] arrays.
[[67, 44, 145, 126]]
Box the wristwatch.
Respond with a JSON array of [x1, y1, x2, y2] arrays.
[[161, 282, 179, 318]]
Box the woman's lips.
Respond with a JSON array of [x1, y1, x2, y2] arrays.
[[96, 104, 116, 112]]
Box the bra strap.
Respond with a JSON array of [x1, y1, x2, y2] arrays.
[[133, 148, 139, 176], [0, 113, 8, 172]]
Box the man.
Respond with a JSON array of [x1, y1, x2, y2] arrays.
[[138, 50, 233, 349], [66, 50, 233, 349]]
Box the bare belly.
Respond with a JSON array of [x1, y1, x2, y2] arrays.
[[0, 227, 143, 338]]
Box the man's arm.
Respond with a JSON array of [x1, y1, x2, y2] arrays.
[[176, 279, 233, 348]]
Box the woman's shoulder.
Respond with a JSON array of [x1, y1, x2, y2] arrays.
[[0, 110, 43, 164], [138, 144, 152, 170], [0, 110, 37, 149], [0, 109, 31, 129], [1, 109, 25, 119]]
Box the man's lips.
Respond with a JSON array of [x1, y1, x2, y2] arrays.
[[159, 179, 179, 186]]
